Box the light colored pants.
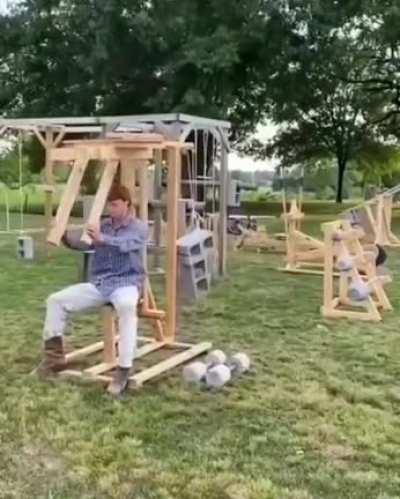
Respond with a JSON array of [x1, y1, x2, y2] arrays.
[[43, 283, 139, 368]]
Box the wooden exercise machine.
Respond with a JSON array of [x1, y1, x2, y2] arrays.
[[343, 184, 400, 247], [321, 220, 392, 322], [46, 133, 212, 388], [279, 199, 326, 275]]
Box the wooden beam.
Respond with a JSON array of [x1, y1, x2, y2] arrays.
[[65, 337, 119, 362], [129, 341, 212, 387], [53, 129, 66, 147], [81, 159, 119, 245], [139, 308, 166, 320], [49, 145, 155, 163], [322, 225, 334, 310], [33, 127, 46, 148], [120, 158, 137, 215], [165, 147, 180, 341], [47, 151, 89, 246], [44, 128, 55, 241], [218, 142, 228, 276], [137, 160, 150, 310], [84, 340, 166, 376], [153, 149, 163, 269], [102, 306, 117, 364], [146, 284, 165, 341]]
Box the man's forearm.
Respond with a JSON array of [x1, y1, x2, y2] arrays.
[[62, 231, 92, 251]]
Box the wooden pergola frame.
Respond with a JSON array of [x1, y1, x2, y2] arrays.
[[0, 113, 231, 275], [39, 132, 212, 387]]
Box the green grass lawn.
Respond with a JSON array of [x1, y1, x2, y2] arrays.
[[1, 214, 400, 498]]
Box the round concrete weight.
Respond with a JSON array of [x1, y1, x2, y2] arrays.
[[336, 256, 353, 272], [348, 280, 370, 301], [206, 365, 232, 388], [205, 349, 227, 365], [230, 353, 251, 374], [183, 362, 207, 383]]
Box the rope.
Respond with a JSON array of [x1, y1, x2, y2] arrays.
[[203, 130, 208, 180], [4, 188, 10, 231], [211, 134, 217, 214], [193, 130, 198, 202], [18, 130, 24, 232]]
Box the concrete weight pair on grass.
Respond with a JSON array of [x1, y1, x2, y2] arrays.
[[348, 274, 392, 302], [182, 350, 251, 389]]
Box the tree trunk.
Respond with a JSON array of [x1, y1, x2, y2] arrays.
[[336, 159, 346, 203]]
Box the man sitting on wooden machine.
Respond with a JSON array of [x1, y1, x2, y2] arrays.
[[38, 184, 149, 397]]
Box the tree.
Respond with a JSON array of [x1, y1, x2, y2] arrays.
[[0, 0, 280, 138], [344, 1, 400, 138]]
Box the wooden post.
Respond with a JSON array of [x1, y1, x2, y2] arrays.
[[120, 158, 137, 216], [47, 150, 89, 246], [102, 306, 117, 364], [165, 146, 180, 341], [322, 224, 334, 310], [44, 127, 55, 237], [153, 149, 163, 268], [137, 160, 150, 310], [218, 143, 228, 276], [81, 159, 119, 244]]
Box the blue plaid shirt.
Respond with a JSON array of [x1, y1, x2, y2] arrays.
[[64, 216, 148, 297]]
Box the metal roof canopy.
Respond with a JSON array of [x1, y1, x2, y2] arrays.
[[0, 113, 230, 144]]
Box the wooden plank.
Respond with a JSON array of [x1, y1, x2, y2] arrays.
[[33, 127, 46, 148], [59, 369, 112, 385], [49, 147, 77, 162], [321, 306, 381, 322], [120, 158, 137, 215], [165, 147, 180, 340], [66, 133, 165, 144], [65, 336, 119, 362], [146, 284, 165, 341], [218, 143, 228, 276], [84, 340, 166, 376], [139, 308, 166, 320], [47, 151, 89, 246], [44, 128, 55, 242], [49, 145, 154, 163], [81, 158, 119, 245], [153, 149, 163, 269], [129, 341, 212, 388], [53, 129, 66, 147], [102, 306, 117, 364], [322, 225, 334, 309]]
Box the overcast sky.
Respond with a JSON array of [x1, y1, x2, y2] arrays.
[[0, 0, 11, 12], [0, 0, 276, 171]]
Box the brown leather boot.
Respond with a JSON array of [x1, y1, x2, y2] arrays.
[[107, 367, 130, 397], [36, 336, 67, 378]]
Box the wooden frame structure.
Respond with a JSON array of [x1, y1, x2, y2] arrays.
[[279, 199, 326, 275], [0, 113, 231, 275], [343, 185, 400, 248], [321, 220, 392, 322], [235, 224, 287, 253], [43, 133, 212, 388]]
